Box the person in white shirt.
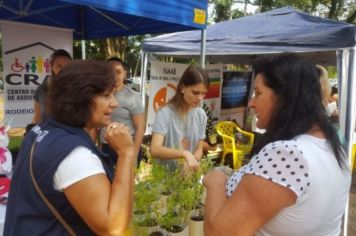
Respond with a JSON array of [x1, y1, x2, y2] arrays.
[[203, 54, 351, 236]]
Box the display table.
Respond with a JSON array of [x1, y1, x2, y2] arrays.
[[206, 145, 222, 160]]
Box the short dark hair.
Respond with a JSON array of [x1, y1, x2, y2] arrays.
[[50, 49, 72, 64], [49, 60, 115, 127], [169, 65, 209, 114], [331, 86, 338, 96], [252, 53, 346, 168], [107, 56, 126, 70]]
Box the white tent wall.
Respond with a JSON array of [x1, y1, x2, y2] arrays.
[[337, 47, 356, 236]]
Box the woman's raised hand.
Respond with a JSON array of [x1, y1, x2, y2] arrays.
[[104, 122, 134, 157]]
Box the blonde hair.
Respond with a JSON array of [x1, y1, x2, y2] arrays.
[[316, 65, 331, 107]]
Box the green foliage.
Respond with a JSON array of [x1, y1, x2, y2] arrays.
[[133, 171, 160, 229], [134, 158, 214, 232], [8, 136, 23, 152], [209, 0, 245, 23], [72, 35, 147, 76], [326, 66, 337, 79], [209, 0, 355, 24], [203, 103, 218, 145]]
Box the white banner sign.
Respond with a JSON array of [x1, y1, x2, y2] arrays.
[[1, 21, 73, 127], [146, 62, 223, 134]]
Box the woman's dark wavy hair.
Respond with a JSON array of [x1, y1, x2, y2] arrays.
[[168, 65, 209, 115], [49, 60, 115, 127], [252, 53, 346, 169]]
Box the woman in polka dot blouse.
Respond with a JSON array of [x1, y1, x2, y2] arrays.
[[203, 54, 351, 236]]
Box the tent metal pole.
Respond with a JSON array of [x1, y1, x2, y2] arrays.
[[89, 7, 131, 30], [338, 47, 356, 236], [81, 40, 86, 59], [140, 51, 148, 108], [80, 6, 86, 60], [200, 29, 206, 68]]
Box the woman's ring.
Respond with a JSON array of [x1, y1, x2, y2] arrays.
[[111, 124, 117, 129]]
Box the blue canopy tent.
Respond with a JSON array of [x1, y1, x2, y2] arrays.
[[0, 0, 208, 39], [143, 7, 356, 235], [0, 0, 208, 125], [143, 6, 355, 65]]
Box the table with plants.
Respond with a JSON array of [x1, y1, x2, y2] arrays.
[[132, 157, 215, 236]]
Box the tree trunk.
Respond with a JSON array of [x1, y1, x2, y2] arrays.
[[104, 37, 128, 60], [346, 9, 356, 23], [328, 0, 343, 20]]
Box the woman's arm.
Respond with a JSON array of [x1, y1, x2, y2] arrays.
[[132, 113, 145, 157], [203, 171, 296, 236], [63, 122, 135, 235], [150, 133, 199, 169], [193, 140, 205, 160]]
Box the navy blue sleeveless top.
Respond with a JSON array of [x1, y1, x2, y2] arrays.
[[4, 118, 114, 235]]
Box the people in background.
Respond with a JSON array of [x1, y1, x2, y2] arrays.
[[203, 54, 351, 235], [32, 49, 72, 123], [317, 65, 344, 143], [316, 64, 331, 108], [100, 57, 145, 168], [150, 65, 209, 171], [5, 60, 135, 235], [328, 86, 339, 126]]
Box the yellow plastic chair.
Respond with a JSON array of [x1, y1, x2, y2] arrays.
[[216, 121, 255, 170]]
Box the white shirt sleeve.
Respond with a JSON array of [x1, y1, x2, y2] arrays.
[[226, 140, 310, 199], [53, 146, 105, 191]]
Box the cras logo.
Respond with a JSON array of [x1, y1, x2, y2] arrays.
[[10, 56, 50, 74], [5, 42, 55, 86], [153, 83, 176, 112]]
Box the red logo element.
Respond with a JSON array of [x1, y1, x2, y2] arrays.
[[11, 58, 25, 72], [153, 83, 176, 112], [0, 177, 10, 196]]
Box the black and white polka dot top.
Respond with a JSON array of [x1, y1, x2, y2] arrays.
[[226, 138, 310, 198], [225, 134, 351, 236]]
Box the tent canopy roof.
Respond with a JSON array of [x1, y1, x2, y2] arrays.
[[143, 6, 356, 65], [0, 0, 207, 39]]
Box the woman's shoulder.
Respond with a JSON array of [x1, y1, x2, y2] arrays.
[[258, 139, 303, 158], [191, 107, 207, 117], [123, 85, 140, 96], [238, 139, 310, 197], [157, 105, 175, 116]]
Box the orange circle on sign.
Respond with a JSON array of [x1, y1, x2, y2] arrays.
[[153, 83, 176, 112]]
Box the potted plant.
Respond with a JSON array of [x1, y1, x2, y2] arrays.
[[134, 155, 214, 236], [159, 157, 214, 236], [133, 179, 161, 235]]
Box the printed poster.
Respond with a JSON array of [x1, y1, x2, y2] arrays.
[[1, 21, 72, 127], [220, 71, 252, 126]]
